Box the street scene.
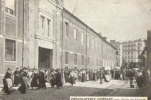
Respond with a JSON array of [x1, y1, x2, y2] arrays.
[[0, 0, 151, 100]]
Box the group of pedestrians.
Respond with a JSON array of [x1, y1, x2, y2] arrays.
[[2, 67, 63, 94], [126, 69, 144, 89], [111, 69, 126, 80], [4, 66, 137, 95], [64, 68, 111, 85]]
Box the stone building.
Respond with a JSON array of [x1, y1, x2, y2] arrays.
[[110, 40, 122, 67], [122, 39, 145, 66], [62, 9, 116, 70], [0, 0, 116, 83]]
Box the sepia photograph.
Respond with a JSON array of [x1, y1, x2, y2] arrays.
[[0, 0, 151, 100]]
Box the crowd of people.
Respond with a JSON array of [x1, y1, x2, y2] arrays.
[[2, 66, 145, 95], [3, 67, 63, 94]]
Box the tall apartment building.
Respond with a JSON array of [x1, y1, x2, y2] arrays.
[[122, 39, 145, 65], [110, 40, 122, 67], [0, 0, 116, 83]]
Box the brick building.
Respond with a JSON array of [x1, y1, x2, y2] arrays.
[[0, 0, 116, 81]]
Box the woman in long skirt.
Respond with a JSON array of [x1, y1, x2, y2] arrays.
[[3, 68, 13, 94], [18, 68, 29, 94], [55, 69, 62, 88], [30, 70, 39, 89], [69, 71, 75, 86]]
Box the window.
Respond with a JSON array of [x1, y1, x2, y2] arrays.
[[87, 57, 90, 64], [65, 22, 69, 37], [5, 0, 15, 15], [97, 59, 98, 66], [65, 52, 68, 64], [87, 36, 90, 47], [5, 39, 16, 61], [74, 28, 77, 40], [92, 38, 94, 48], [81, 32, 84, 44], [81, 55, 84, 65], [41, 16, 45, 34], [74, 54, 77, 65], [47, 19, 51, 36]]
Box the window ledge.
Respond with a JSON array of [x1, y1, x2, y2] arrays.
[[5, 13, 16, 20], [4, 61, 17, 63]]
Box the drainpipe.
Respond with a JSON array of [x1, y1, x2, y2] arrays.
[[22, 0, 24, 68], [86, 27, 87, 70], [61, 9, 64, 69], [61, 8, 65, 85]]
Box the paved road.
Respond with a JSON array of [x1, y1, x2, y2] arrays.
[[0, 80, 142, 100], [110, 82, 142, 96]]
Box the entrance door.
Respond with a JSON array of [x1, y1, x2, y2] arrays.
[[38, 47, 53, 69]]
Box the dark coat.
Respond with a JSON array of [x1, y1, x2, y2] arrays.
[[31, 73, 39, 87], [38, 71, 46, 88], [14, 70, 20, 86], [55, 72, 62, 87], [18, 72, 29, 94]]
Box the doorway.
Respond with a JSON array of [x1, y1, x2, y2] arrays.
[[38, 47, 53, 69]]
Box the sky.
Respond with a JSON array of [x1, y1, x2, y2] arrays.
[[63, 0, 151, 42]]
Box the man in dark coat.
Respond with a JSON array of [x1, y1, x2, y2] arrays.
[[99, 68, 103, 84], [30, 69, 39, 89], [14, 68, 20, 86], [18, 68, 29, 94], [50, 70, 56, 87], [38, 70, 46, 89], [55, 69, 62, 88]]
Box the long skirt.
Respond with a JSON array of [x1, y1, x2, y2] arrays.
[[81, 74, 86, 82], [31, 78, 39, 87], [18, 77, 28, 94], [50, 78, 56, 87], [56, 79, 62, 88], [69, 76, 75, 85], [14, 76, 20, 86], [136, 77, 143, 88], [3, 78, 13, 94]]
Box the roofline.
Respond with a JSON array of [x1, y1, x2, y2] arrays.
[[63, 8, 116, 50]]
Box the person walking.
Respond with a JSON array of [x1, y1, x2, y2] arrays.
[[30, 69, 39, 89], [136, 70, 143, 88], [3, 68, 13, 94], [55, 69, 62, 88], [18, 68, 29, 94], [38, 69, 46, 89], [69, 70, 75, 86], [13, 68, 20, 86]]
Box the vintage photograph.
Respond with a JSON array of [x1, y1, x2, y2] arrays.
[[0, 0, 151, 100]]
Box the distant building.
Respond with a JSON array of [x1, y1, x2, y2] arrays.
[[122, 39, 145, 65], [110, 40, 122, 67]]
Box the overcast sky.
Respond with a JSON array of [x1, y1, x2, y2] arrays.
[[63, 0, 151, 42]]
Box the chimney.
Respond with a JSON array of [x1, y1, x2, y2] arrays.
[[98, 33, 102, 36], [103, 37, 107, 40], [110, 40, 115, 44]]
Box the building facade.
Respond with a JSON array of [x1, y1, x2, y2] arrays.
[[62, 9, 116, 70], [110, 40, 122, 67], [0, 0, 116, 80], [122, 39, 145, 65]]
